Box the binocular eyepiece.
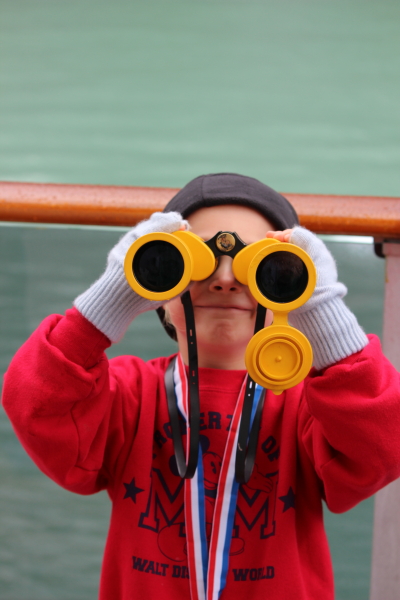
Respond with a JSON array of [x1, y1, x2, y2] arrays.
[[124, 229, 316, 393]]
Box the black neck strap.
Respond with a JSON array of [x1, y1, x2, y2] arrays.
[[164, 291, 200, 478], [164, 294, 267, 483], [235, 303, 267, 483]]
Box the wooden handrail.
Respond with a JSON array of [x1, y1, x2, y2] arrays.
[[0, 181, 399, 238]]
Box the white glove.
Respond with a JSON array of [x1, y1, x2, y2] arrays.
[[74, 212, 189, 342], [289, 227, 369, 370]]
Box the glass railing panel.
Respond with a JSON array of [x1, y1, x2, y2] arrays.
[[0, 224, 385, 600]]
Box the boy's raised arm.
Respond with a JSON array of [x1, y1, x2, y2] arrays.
[[2, 212, 188, 494], [284, 228, 400, 511]]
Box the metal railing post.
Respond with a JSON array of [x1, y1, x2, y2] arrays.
[[370, 242, 400, 599]]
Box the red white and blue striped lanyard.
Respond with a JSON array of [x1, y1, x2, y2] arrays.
[[173, 353, 264, 600]]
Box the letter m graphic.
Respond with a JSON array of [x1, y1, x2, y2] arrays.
[[235, 472, 278, 540], [139, 468, 184, 533]]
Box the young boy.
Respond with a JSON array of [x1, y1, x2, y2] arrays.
[[3, 173, 400, 600]]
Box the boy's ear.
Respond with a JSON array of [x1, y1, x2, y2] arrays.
[[156, 306, 178, 341]]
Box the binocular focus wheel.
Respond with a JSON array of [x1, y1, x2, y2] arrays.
[[245, 326, 313, 393]]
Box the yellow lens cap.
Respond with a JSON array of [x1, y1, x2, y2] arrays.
[[257, 338, 301, 381], [245, 325, 313, 394]]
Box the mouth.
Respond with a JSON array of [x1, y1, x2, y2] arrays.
[[195, 305, 253, 312]]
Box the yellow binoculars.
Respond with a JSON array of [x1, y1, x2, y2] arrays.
[[124, 230, 316, 394]]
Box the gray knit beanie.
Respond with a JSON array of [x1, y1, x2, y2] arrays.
[[157, 173, 299, 339]]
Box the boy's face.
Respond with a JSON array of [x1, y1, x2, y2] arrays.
[[164, 204, 275, 369]]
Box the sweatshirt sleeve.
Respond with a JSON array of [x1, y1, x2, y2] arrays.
[[299, 334, 400, 513], [1, 308, 144, 495]]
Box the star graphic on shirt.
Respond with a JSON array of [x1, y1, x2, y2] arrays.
[[278, 486, 296, 512], [123, 478, 144, 503]]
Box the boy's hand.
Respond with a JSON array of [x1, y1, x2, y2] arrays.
[[268, 226, 368, 370], [74, 212, 189, 343]]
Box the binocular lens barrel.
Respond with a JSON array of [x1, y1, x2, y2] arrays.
[[129, 235, 312, 307], [133, 241, 185, 292], [256, 251, 309, 304]]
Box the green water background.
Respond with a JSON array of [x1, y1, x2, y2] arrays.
[[1, 1, 399, 598]]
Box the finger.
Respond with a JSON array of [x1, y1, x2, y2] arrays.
[[266, 229, 293, 242], [266, 231, 280, 240]]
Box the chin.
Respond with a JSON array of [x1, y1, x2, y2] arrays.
[[200, 321, 253, 348]]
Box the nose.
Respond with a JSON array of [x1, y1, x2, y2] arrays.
[[208, 256, 243, 293]]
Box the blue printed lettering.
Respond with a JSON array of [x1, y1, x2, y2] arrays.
[[172, 565, 190, 579], [232, 566, 274, 581], [132, 556, 169, 577], [154, 430, 167, 448], [208, 411, 221, 429]]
